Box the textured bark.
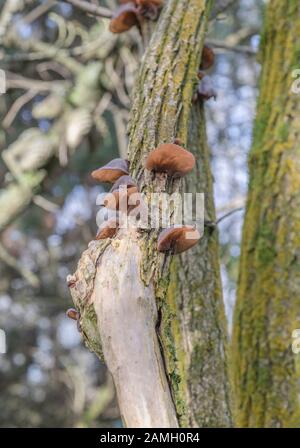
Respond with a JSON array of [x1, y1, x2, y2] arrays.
[[166, 106, 232, 427], [69, 0, 232, 427], [232, 0, 300, 428], [128, 0, 231, 426], [93, 228, 178, 427]]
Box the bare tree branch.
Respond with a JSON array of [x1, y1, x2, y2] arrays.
[[62, 0, 113, 19], [217, 207, 244, 225], [20, 0, 56, 25], [207, 39, 256, 55], [33, 195, 59, 213], [3, 89, 37, 129], [6, 71, 70, 91], [217, 196, 246, 215], [210, 0, 236, 20], [0, 242, 40, 288]]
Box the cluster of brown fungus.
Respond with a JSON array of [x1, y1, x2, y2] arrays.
[[145, 142, 200, 254], [88, 142, 201, 253], [104, 175, 138, 211], [66, 42, 216, 327], [194, 45, 217, 102], [91, 158, 137, 238], [67, 143, 201, 324], [109, 0, 164, 34]]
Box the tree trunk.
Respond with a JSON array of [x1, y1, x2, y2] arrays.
[[166, 105, 232, 427], [69, 0, 232, 428], [232, 0, 300, 428]]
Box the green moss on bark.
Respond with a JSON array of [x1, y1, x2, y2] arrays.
[[165, 107, 232, 427], [127, 0, 231, 427], [232, 0, 300, 428]]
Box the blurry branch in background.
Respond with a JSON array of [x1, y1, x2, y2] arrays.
[[62, 0, 113, 18], [210, 0, 237, 20], [207, 27, 259, 55], [80, 376, 115, 427], [4, 65, 70, 127], [0, 241, 40, 288], [207, 39, 256, 55], [223, 26, 259, 45], [1, 36, 83, 72], [0, 171, 46, 231], [61, 359, 115, 426], [33, 195, 60, 213], [217, 196, 246, 216], [215, 197, 245, 224], [36, 61, 73, 80], [61, 361, 87, 416], [20, 0, 57, 25], [0, 0, 27, 38], [0, 9, 137, 291], [216, 207, 244, 225], [5, 72, 70, 92], [3, 89, 37, 129], [3, 72, 70, 129], [205, 198, 245, 229], [0, 0, 56, 40]]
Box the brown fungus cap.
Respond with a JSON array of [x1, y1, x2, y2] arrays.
[[104, 175, 138, 210], [66, 308, 80, 321], [145, 143, 195, 177], [91, 159, 129, 184], [96, 218, 119, 240], [158, 225, 200, 254], [109, 2, 138, 33], [200, 45, 215, 70], [111, 175, 136, 192]]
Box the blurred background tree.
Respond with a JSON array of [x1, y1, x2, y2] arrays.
[[232, 0, 300, 428], [0, 0, 262, 427]]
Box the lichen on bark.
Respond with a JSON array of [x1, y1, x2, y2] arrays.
[[166, 106, 232, 427], [232, 0, 300, 428], [127, 0, 232, 427]]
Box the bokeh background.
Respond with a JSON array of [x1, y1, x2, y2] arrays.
[[0, 0, 263, 427]]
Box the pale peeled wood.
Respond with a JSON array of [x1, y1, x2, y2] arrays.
[[90, 228, 178, 428]]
